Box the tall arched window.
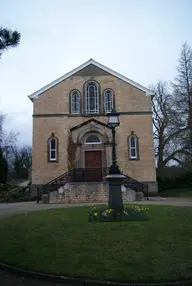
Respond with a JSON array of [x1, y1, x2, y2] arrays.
[[128, 133, 139, 160], [48, 134, 58, 162], [84, 81, 99, 113], [70, 90, 80, 114], [104, 89, 114, 113]]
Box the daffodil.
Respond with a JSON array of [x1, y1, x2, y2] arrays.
[[102, 211, 107, 216]]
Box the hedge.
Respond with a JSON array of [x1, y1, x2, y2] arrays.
[[157, 172, 192, 191]]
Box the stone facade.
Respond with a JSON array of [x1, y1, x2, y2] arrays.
[[29, 60, 157, 194]]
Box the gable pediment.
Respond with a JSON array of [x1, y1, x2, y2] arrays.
[[73, 64, 111, 77], [28, 58, 154, 101], [70, 118, 112, 145], [70, 118, 110, 132]]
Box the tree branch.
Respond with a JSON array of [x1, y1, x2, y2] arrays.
[[163, 146, 189, 165]]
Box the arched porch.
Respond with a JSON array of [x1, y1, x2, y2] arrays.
[[70, 119, 112, 181]]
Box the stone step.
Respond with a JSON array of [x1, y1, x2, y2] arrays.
[[44, 183, 144, 204]]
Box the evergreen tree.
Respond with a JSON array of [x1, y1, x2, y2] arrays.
[[0, 27, 20, 58]]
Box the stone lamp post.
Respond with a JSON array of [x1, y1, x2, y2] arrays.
[[105, 109, 126, 212]]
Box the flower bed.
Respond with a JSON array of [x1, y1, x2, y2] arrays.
[[88, 205, 149, 223]]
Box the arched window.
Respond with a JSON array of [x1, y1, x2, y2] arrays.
[[85, 134, 101, 144], [48, 135, 58, 162], [104, 89, 114, 113], [84, 81, 99, 113], [70, 90, 80, 114], [128, 134, 139, 160]]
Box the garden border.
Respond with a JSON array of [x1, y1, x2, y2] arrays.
[[0, 261, 192, 286]]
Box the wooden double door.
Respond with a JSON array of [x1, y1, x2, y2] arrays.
[[84, 151, 102, 181]]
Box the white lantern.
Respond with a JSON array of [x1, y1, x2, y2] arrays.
[[107, 109, 120, 128]]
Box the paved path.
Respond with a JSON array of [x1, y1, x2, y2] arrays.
[[0, 269, 64, 286], [132, 197, 192, 207], [0, 198, 192, 217]]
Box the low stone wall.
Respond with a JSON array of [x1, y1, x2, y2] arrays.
[[50, 182, 108, 204], [31, 181, 158, 201], [49, 183, 141, 204]]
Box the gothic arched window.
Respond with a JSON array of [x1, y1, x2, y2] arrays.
[[104, 89, 114, 113], [48, 134, 58, 162], [70, 90, 80, 114], [128, 133, 139, 160], [84, 81, 99, 113]]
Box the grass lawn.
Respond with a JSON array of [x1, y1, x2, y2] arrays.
[[0, 205, 192, 283], [160, 188, 192, 197]]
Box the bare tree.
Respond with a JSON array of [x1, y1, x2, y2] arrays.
[[0, 113, 5, 144], [9, 145, 32, 178], [152, 81, 169, 168], [172, 42, 192, 167], [152, 81, 188, 170], [173, 43, 192, 112], [0, 146, 8, 183], [0, 112, 18, 161], [19, 145, 32, 170]]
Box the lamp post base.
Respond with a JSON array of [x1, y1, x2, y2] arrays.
[[105, 174, 126, 212]]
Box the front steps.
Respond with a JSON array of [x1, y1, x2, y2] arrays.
[[42, 182, 144, 204], [38, 168, 147, 204]]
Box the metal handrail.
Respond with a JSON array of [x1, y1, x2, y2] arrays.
[[123, 175, 148, 196], [37, 168, 148, 203]]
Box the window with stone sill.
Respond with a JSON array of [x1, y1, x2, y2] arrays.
[[48, 135, 58, 162], [104, 89, 114, 113], [128, 134, 139, 160], [70, 90, 80, 114]]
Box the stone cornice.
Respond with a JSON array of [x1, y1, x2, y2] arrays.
[[33, 111, 152, 118]]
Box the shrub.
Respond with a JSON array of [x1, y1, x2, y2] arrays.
[[0, 184, 31, 203], [157, 172, 192, 191]]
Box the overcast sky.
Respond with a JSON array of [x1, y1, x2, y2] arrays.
[[0, 0, 191, 146]]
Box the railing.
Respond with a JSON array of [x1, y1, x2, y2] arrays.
[[37, 168, 149, 202], [37, 169, 74, 201], [71, 168, 109, 182], [123, 175, 148, 197], [37, 168, 110, 201]]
